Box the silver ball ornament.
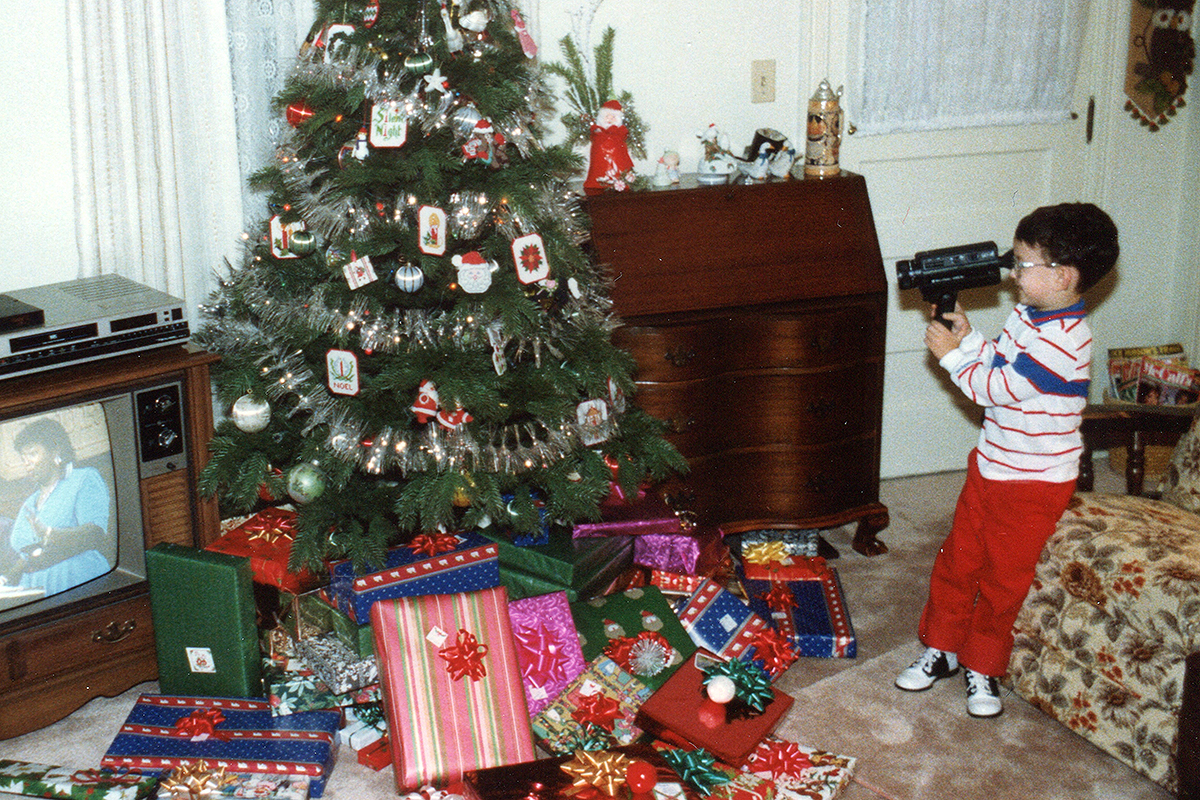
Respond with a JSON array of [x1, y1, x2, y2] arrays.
[[287, 463, 327, 504], [394, 263, 425, 292], [231, 394, 271, 432]]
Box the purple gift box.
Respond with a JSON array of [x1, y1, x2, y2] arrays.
[[325, 530, 499, 623], [572, 490, 692, 539], [507, 591, 588, 716], [632, 528, 725, 575], [101, 695, 340, 797]]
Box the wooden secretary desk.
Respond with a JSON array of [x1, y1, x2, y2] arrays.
[[588, 172, 891, 555]]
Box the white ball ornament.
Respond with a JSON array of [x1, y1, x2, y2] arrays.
[[287, 463, 327, 504], [231, 394, 271, 432], [394, 263, 425, 292], [705, 674, 737, 704]]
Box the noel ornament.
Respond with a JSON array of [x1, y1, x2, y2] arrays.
[[461, 118, 505, 166], [285, 100, 315, 127], [327, 349, 360, 395], [322, 23, 356, 63], [412, 379, 440, 423], [512, 232, 550, 284], [231, 394, 271, 432], [439, 4, 464, 54], [452, 251, 494, 293], [289, 229, 317, 256], [269, 215, 304, 259], [577, 399, 611, 446], [510, 8, 537, 58]]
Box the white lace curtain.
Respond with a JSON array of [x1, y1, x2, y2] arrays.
[[853, 0, 1092, 135], [65, 0, 245, 320]]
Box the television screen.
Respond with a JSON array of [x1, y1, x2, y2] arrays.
[[0, 402, 118, 613]]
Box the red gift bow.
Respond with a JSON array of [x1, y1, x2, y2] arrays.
[[71, 768, 146, 787], [570, 692, 622, 729], [761, 583, 797, 613], [243, 510, 296, 546], [173, 708, 229, 740], [748, 738, 815, 779], [407, 530, 460, 557], [439, 628, 489, 681], [747, 626, 798, 678]]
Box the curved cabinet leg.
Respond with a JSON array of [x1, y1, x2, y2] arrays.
[[852, 505, 890, 556]]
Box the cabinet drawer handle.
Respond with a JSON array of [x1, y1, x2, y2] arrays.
[[806, 398, 836, 418], [664, 348, 696, 367], [669, 417, 696, 434], [810, 333, 840, 353], [93, 619, 137, 644]]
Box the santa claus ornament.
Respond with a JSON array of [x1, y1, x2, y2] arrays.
[[584, 100, 636, 194]]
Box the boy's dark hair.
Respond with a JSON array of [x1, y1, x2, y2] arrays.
[[1014, 202, 1119, 292], [14, 417, 77, 464]]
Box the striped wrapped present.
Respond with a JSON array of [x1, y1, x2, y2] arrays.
[[370, 585, 535, 791]]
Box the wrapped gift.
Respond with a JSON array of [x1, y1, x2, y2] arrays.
[[281, 590, 335, 641], [371, 585, 535, 791], [744, 737, 856, 800], [734, 530, 821, 560], [739, 567, 856, 659], [632, 527, 726, 575], [101, 694, 340, 797], [635, 652, 794, 767], [649, 569, 706, 598], [507, 591, 587, 716], [462, 743, 702, 800], [676, 578, 769, 662], [159, 764, 313, 800], [530, 655, 652, 755], [340, 704, 387, 752], [294, 633, 379, 694], [326, 530, 499, 623], [145, 543, 263, 699], [572, 488, 696, 538], [206, 508, 320, 594], [571, 586, 696, 690], [0, 759, 157, 800], [649, 743, 775, 800], [484, 529, 634, 601], [738, 555, 830, 583], [264, 655, 381, 716], [328, 601, 374, 657]]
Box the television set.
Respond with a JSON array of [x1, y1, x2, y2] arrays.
[[0, 382, 186, 626]]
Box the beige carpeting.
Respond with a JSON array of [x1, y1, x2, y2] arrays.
[[0, 468, 1175, 799]]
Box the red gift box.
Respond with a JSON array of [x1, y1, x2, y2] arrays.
[[206, 508, 320, 594], [635, 652, 794, 767]]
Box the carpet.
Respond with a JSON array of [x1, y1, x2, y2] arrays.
[[0, 469, 1175, 799]]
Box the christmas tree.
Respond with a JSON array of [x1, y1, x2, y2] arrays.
[[195, 0, 685, 572]]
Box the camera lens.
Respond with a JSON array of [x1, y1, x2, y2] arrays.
[[895, 259, 915, 289]]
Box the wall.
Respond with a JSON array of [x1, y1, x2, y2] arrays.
[[3, 0, 1196, 479]]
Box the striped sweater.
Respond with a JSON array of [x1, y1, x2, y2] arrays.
[[938, 301, 1091, 483]]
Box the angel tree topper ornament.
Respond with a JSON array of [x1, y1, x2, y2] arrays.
[[584, 100, 636, 194]]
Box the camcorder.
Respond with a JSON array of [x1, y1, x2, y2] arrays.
[[895, 241, 1010, 328]]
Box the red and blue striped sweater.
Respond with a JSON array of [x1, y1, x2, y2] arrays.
[[938, 301, 1091, 483]]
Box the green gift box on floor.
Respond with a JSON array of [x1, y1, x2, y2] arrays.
[[570, 585, 697, 690], [146, 542, 263, 698], [482, 529, 634, 601], [329, 601, 374, 658]]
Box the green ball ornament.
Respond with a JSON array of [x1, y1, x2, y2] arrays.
[[289, 230, 317, 256], [404, 51, 434, 74], [287, 463, 327, 504]]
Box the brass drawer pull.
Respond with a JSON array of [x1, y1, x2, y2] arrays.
[[669, 417, 696, 433], [810, 333, 840, 353], [93, 619, 137, 644], [664, 348, 696, 367]]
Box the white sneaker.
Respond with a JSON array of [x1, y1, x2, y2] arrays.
[[895, 647, 959, 691], [965, 669, 1003, 717]]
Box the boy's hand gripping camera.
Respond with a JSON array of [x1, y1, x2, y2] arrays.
[[895, 242, 1008, 328]]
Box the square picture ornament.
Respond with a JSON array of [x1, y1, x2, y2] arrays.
[[343, 253, 378, 289], [270, 215, 304, 259], [327, 349, 360, 395], [370, 101, 409, 147], [419, 205, 447, 255], [512, 232, 550, 284], [576, 399, 611, 445]]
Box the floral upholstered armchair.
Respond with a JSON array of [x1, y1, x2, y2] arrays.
[[1008, 404, 1200, 796]]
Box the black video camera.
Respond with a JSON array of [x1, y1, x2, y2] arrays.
[[896, 241, 1009, 328]]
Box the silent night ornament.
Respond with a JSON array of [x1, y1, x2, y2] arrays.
[[231, 394, 271, 432]]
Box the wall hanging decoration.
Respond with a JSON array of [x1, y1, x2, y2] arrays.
[[1125, 0, 1195, 130]]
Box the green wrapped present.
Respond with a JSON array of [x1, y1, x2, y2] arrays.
[[146, 543, 262, 698], [0, 759, 156, 800], [570, 586, 697, 690], [264, 656, 382, 716], [329, 601, 374, 658], [482, 529, 633, 601]]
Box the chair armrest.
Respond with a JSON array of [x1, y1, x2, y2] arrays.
[[1078, 404, 1194, 495], [1180, 651, 1200, 800]]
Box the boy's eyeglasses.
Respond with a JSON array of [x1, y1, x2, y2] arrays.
[[1003, 251, 1061, 272]]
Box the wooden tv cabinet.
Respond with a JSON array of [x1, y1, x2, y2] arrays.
[[0, 345, 219, 739], [588, 173, 890, 555]]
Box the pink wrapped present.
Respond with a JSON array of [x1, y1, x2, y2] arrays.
[[572, 488, 695, 538], [371, 586, 535, 791], [507, 591, 587, 716], [633, 527, 726, 575]]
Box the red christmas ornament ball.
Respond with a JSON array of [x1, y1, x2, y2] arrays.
[[626, 760, 657, 794], [286, 101, 315, 127]]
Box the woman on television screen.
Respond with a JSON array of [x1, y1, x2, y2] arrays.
[[0, 417, 112, 595]]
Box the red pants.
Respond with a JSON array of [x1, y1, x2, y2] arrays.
[[918, 450, 1075, 677]]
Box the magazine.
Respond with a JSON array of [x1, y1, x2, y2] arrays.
[[1107, 343, 1186, 401], [1135, 356, 1200, 406]]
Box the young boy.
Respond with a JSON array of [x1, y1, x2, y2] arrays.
[[895, 202, 1119, 718]]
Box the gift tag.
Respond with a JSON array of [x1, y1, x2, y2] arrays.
[[418, 205, 447, 255], [370, 101, 409, 147], [343, 253, 378, 289], [269, 215, 304, 259], [426, 625, 449, 648], [186, 646, 217, 674], [576, 399, 611, 446], [327, 349, 360, 395], [579, 678, 602, 697], [512, 232, 550, 284]]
